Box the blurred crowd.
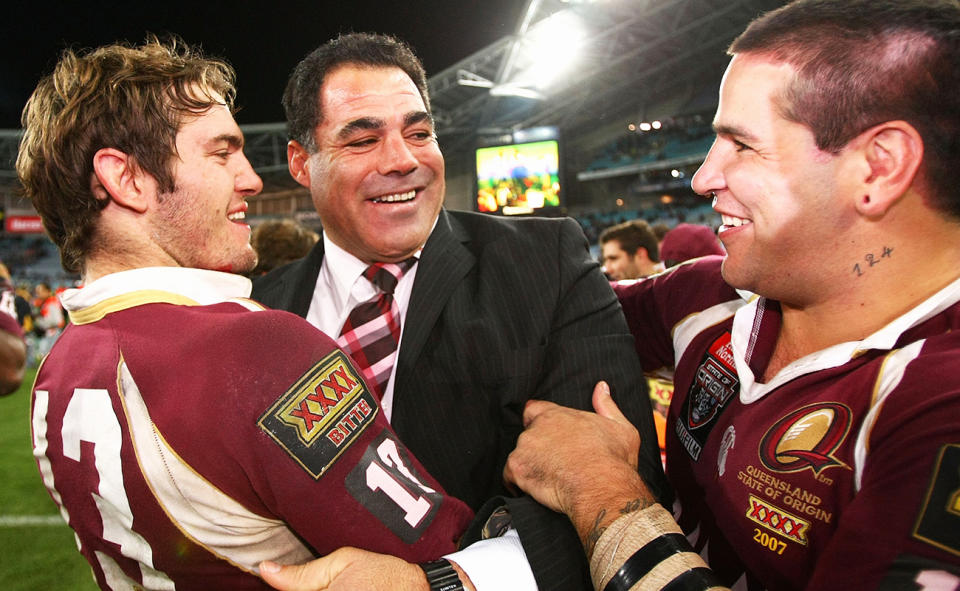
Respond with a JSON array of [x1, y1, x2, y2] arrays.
[[0, 260, 73, 368]]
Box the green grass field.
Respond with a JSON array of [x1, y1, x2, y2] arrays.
[[0, 368, 99, 590]]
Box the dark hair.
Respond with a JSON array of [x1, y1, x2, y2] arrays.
[[730, 0, 960, 218], [599, 219, 660, 263], [283, 32, 430, 151], [651, 222, 671, 242], [17, 36, 236, 273]]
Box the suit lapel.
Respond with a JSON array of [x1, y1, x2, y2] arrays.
[[260, 239, 325, 318], [395, 210, 474, 393], [291, 240, 326, 317]]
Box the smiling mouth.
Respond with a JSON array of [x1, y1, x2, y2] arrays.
[[227, 211, 246, 222], [371, 190, 417, 204], [720, 214, 751, 230]]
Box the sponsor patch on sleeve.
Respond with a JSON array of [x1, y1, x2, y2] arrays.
[[912, 444, 960, 557], [258, 350, 379, 479]]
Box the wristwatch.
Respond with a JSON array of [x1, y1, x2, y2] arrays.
[[418, 558, 464, 591]]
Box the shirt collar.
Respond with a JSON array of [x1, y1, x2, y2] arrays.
[[733, 273, 960, 402], [321, 233, 370, 312], [60, 267, 253, 325], [320, 228, 428, 306]]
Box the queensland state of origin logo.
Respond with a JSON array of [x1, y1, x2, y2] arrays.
[[676, 332, 739, 461], [759, 402, 852, 476], [688, 335, 737, 429]]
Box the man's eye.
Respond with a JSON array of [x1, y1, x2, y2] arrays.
[[409, 131, 434, 141], [733, 140, 752, 152], [348, 138, 378, 148]]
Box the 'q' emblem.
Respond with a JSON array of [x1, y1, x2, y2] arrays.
[[759, 402, 852, 476]]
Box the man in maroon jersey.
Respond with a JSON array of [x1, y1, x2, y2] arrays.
[[258, 1, 960, 590], [500, 1, 960, 590], [16, 37, 474, 590], [0, 261, 26, 395]]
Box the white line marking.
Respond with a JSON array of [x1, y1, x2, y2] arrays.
[[0, 515, 65, 527]]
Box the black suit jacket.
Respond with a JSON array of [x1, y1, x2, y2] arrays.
[[252, 209, 669, 590]]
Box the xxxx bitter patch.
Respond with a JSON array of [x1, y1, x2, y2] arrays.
[[258, 350, 379, 478]]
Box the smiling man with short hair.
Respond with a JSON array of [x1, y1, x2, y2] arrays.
[[253, 32, 668, 591]]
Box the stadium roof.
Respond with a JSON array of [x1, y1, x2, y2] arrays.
[[430, 0, 787, 151]]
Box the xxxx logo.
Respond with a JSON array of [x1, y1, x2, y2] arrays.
[[747, 495, 809, 545], [268, 352, 368, 445], [259, 350, 380, 479], [760, 402, 852, 476], [284, 363, 360, 439]]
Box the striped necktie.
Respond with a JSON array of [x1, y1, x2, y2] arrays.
[[337, 258, 416, 398]]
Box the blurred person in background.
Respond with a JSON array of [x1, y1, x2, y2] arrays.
[[599, 219, 663, 280], [248, 218, 319, 276], [14, 284, 34, 333], [651, 221, 671, 250], [32, 280, 64, 359], [659, 223, 725, 269], [0, 260, 26, 395]]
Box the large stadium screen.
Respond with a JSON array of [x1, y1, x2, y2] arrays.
[[475, 139, 560, 216]]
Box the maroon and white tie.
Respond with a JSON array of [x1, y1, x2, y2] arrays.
[[337, 259, 416, 398]]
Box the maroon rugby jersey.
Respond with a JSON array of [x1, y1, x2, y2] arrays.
[[31, 268, 472, 590], [616, 256, 960, 591]]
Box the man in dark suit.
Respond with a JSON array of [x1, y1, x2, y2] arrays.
[[252, 32, 667, 591]]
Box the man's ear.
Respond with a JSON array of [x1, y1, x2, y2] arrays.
[[287, 140, 312, 189], [854, 121, 923, 218], [91, 148, 151, 213]]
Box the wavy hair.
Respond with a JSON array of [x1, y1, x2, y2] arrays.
[[16, 36, 236, 273]]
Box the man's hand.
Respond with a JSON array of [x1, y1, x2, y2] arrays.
[[259, 547, 426, 591], [504, 381, 655, 553]]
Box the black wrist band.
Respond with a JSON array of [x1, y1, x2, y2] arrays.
[[419, 558, 464, 591], [662, 567, 723, 591], [603, 532, 693, 591]]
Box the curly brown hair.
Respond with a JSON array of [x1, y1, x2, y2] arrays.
[[16, 35, 236, 273]]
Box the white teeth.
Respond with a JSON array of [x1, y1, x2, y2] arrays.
[[228, 211, 246, 221], [721, 214, 750, 227], [372, 190, 416, 203]]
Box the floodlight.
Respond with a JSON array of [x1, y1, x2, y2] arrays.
[[516, 10, 587, 89]]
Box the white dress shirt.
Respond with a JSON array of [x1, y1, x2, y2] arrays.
[[306, 233, 419, 421]]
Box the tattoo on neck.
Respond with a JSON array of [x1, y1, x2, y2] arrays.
[[852, 245, 894, 277]]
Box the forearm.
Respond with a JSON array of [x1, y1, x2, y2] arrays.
[[564, 464, 656, 558], [0, 330, 26, 396], [590, 504, 727, 591]]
